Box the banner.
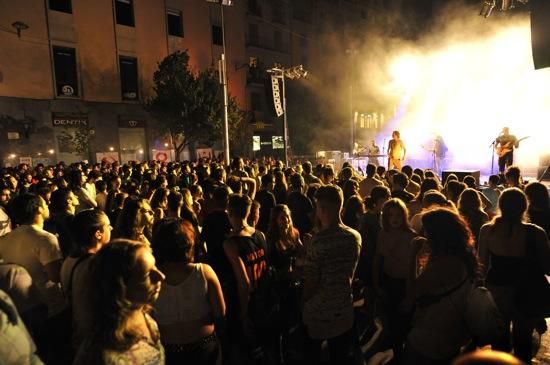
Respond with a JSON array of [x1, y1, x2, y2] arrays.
[[196, 148, 213, 160], [271, 76, 284, 117], [96, 152, 120, 164]]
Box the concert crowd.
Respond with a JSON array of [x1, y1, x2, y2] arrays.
[[0, 155, 548, 365]]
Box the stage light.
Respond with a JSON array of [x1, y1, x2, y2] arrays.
[[109, 147, 114, 151]]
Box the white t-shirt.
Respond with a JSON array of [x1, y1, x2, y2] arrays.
[[0, 225, 65, 316], [0, 207, 11, 237]]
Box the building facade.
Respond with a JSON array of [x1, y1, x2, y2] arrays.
[[0, 0, 368, 165]]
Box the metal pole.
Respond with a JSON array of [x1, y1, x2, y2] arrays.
[[350, 84, 354, 156], [220, 3, 230, 166], [282, 72, 288, 167]]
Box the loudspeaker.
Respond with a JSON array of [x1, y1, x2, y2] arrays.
[[442, 170, 481, 186], [531, 0, 550, 70]]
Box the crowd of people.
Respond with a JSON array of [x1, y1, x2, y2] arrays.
[[0, 155, 548, 365]]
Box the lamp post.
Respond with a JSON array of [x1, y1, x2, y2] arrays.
[[267, 65, 308, 167], [346, 48, 358, 156], [206, 0, 232, 166]]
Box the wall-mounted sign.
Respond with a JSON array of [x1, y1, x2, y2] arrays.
[[253, 136, 261, 151], [52, 114, 88, 127], [61, 85, 75, 96], [7, 132, 19, 140], [118, 118, 145, 128]]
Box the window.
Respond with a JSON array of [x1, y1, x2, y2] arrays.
[[49, 0, 72, 13], [273, 31, 282, 51], [272, 1, 285, 24], [167, 9, 183, 37], [115, 0, 134, 27], [53, 46, 79, 97], [212, 25, 223, 46], [250, 92, 262, 111], [119, 57, 138, 100], [248, 23, 258, 45]]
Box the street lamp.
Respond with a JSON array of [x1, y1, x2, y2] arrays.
[[267, 65, 308, 167], [206, 0, 232, 166], [346, 48, 358, 156]]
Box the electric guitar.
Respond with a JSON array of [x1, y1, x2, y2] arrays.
[[496, 136, 529, 157]]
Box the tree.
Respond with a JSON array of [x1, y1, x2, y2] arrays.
[[146, 50, 246, 161]]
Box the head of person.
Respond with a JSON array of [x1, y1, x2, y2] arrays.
[[497, 188, 527, 224], [321, 165, 335, 184], [488, 174, 500, 187], [227, 194, 252, 224], [458, 188, 483, 214], [342, 195, 365, 229], [366, 163, 377, 178], [289, 173, 305, 192], [166, 191, 184, 214], [302, 161, 313, 175], [504, 166, 521, 185], [414, 168, 425, 180], [314, 185, 344, 224], [268, 204, 296, 239], [340, 167, 353, 182], [150, 187, 169, 210], [422, 190, 454, 210], [50, 187, 79, 215], [0, 185, 11, 208], [152, 218, 195, 265], [231, 157, 244, 171], [365, 185, 391, 211], [418, 177, 440, 200], [502, 127, 510, 135], [444, 173, 458, 186], [524, 181, 550, 211], [96, 180, 107, 194], [67, 169, 85, 190], [381, 198, 411, 232], [421, 208, 480, 279], [90, 239, 165, 351], [401, 165, 413, 178], [392, 130, 400, 139], [452, 349, 524, 365], [343, 179, 359, 201], [113, 197, 154, 239], [446, 180, 467, 203], [71, 209, 111, 256], [261, 173, 274, 190], [392, 172, 409, 191], [376, 165, 386, 179], [463, 176, 477, 189], [212, 185, 230, 210], [248, 201, 261, 228], [8, 193, 48, 226]]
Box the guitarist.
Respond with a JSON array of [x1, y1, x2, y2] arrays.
[[495, 127, 518, 174]]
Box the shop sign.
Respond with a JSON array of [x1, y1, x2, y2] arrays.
[[52, 114, 88, 127]]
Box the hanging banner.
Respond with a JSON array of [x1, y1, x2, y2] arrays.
[[271, 76, 284, 117]]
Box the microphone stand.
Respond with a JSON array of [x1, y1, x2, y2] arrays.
[[489, 139, 497, 175]]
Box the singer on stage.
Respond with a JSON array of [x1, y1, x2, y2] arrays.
[[388, 130, 406, 170]]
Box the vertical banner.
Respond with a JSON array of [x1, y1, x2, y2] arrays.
[[271, 76, 284, 117]]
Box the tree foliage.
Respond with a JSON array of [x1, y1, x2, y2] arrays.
[[146, 50, 247, 160]]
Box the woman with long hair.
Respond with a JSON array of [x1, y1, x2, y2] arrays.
[[458, 188, 489, 248], [112, 197, 154, 246], [479, 188, 550, 362], [405, 208, 483, 364], [166, 191, 184, 219], [373, 198, 417, 360], [150, 187, 169, 221], [74, 239, 166, 364], [152, 218, 225, 365], [273, 170, 288, 205], [524, 181, 550, 236], [342, 195, 365, 231]]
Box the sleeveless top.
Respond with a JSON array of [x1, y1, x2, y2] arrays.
[[154, 263, 210, 325]]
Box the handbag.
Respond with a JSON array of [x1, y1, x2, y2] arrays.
[[514, 226, 550, 318]]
